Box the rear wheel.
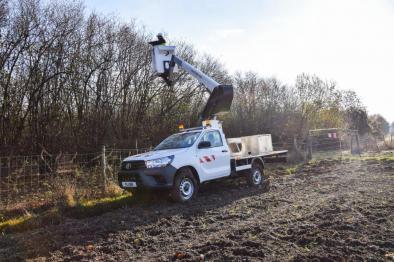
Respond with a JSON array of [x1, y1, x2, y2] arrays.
[[170, 168, 198, 202], [247, 163, 270, 191]]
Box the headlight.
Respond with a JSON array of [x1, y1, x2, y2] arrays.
[[145, 156, 174, 168]]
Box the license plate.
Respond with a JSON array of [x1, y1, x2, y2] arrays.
[[122, 181, 137, 188]]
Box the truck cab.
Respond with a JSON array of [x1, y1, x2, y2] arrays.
[[118, 121, 231, 198]]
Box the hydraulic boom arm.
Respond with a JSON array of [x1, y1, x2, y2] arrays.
[[149, 34, 233, 120], [171, 56, 219, 92]]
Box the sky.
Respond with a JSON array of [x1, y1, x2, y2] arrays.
[[83, 0, 394, 123]]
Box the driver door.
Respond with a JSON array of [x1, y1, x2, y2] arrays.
[[197, 130, 231, 180]]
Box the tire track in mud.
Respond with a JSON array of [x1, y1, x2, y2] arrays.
[[0, 158, 393, 261]]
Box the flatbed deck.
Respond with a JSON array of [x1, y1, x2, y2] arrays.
[[230, 150, 288, 160], [230, 150, 288, 172]]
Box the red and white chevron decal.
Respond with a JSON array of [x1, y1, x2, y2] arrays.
[[199, 155, 216, 163]]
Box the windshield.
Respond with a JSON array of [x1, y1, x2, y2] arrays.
[[154, 132, 201, 150]]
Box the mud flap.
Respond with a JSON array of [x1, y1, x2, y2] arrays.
[[200, 84, 234, 120]]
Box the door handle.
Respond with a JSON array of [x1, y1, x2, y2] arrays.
[[222, 150, 228, 153]]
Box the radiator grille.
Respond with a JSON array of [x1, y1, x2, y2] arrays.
[[121, 160, 146, 170]]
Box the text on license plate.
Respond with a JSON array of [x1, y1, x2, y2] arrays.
[[122, 181, 137, 188]]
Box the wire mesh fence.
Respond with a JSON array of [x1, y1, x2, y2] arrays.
[[0, 132, 386, 210], [381, 134, 394, 150], [307, 128, 361, 161], [0, 147, 150, 209], [272, 129, 371, 162]]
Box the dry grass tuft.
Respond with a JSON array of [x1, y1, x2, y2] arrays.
[[53, 178, 77, 208], [105, 181, 124, 198], [63, 183, 77, 207]]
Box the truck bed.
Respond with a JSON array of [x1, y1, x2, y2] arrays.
[[230, 150, 287, 161], [231, 150, 288, 160], [227, 134, 287, 165], [230, 150, 288, 172]]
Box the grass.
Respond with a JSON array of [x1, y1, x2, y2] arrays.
[[360, 155, 394, 161], [341, 152, 394, 162], [268, 162, 304, 176], [269, 151, 393, 177], [286, 166, 297, 175], [0, 193, 133, 234], [79, 194, 130, 207], [0, 214, 34, 232], [0, 208, 63, 234], [310, 149, 394, 162], [1, 152, 392, 235], [68, 194, 133, 218]]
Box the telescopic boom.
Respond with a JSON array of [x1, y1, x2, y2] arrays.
[[149, 34, 233, 120]]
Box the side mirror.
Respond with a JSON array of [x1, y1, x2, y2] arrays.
[[198, 141, 211, 149]]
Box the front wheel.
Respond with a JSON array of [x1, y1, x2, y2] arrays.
[[170, 168, 198, 202]]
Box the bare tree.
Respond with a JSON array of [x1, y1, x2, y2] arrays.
[[0, 0, 370, 155]]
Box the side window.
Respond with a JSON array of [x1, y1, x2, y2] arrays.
[[201, 131, 223, 147]]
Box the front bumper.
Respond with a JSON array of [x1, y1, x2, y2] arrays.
[[118, 165, 177, 190]]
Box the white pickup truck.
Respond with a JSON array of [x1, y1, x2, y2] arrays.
[[118, 34, 287, 202], [118, 120, 287, 202]]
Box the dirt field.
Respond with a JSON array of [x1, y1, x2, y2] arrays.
[[0, 154, 393, 261]]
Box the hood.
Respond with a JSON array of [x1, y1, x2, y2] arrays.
[[123, 148, 189, 162]]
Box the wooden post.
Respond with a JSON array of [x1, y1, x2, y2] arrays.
[[7, 157, 10, 207], [293, 136, 305, 162], [307, 135, 312, 160], [0, 158, 2, 205], [135, 139, 138, 154], [350, 133, 353, 154], [339, 132, 342, 160], [102, 145, 107, 193]]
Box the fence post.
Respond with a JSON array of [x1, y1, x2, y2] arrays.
[[339, 133, 343, 160], [102, 145, 107, 193], [7, 157, 10, 207], [307, 136, 312, 160], [350, 134, 353, 153], [0, 158, 2, 205], [293, 136, 305, 162], [135, 139, 138, 154]]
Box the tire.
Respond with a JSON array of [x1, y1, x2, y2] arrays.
[[170, 168, 198, 202], [247, 163, 270, 191]]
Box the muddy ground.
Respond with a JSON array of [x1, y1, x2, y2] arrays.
[[0, 155, 393, 261]]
